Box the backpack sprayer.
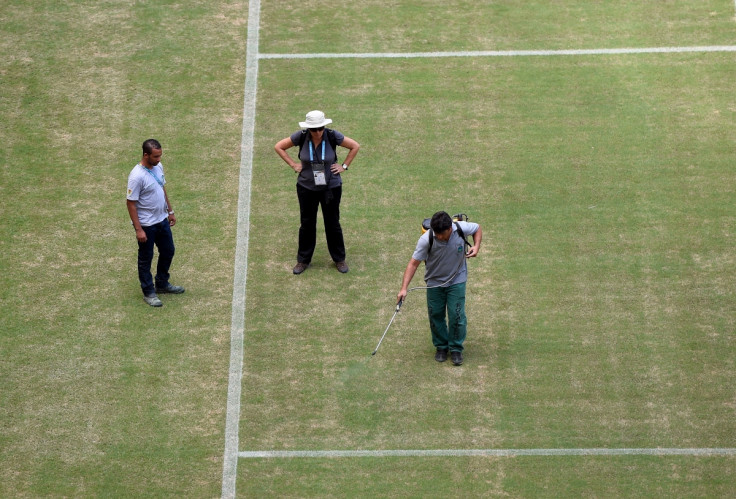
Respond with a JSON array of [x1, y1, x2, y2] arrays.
[[371, 214, 471, 356], [422, 213, 469, 234]]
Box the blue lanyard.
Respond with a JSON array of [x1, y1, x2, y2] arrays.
[[140, 164, 164, 188], [308, 140, 325, 162]]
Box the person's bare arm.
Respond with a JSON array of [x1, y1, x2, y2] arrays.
[[162, 186, 176, 226], [331, 136, 361, 174], [274, 137, 301, 173], [126, 200, 147, 243], [466, 225, 482, 258], [397, 258, 422, 304]]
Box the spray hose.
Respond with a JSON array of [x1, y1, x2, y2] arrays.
[[372, 249, 470, 356], [405, 252, 467, 294]]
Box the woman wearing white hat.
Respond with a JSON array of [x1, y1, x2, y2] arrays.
[[274, 110, 361, 274]]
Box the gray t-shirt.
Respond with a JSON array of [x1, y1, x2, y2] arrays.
[[290, 129, 345, 190], [127, 163, 168, 226], [412, 221, 479, 287]]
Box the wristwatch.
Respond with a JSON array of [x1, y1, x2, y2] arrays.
[[342, 163, 349, 171]]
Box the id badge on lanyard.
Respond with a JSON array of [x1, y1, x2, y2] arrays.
[[310, 140, 328, 186]]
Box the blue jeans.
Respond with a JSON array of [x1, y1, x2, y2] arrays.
[[426, 282, 467, 352], [137, 218, 176, 295]]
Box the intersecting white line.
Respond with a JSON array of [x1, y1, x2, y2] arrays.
[[221, 0, 261, 496], [224, 5, 736, 493], [240, 448, 736, 459]]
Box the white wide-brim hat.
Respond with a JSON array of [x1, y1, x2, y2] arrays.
[[299, 110, 333, 129]]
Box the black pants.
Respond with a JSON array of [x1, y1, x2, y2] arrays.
[[137, 218, 175, 295], [296, 184, 345, 264]]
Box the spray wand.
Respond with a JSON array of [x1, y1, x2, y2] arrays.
[[371, 299, 402, 356], [370, 245, 471, 356]]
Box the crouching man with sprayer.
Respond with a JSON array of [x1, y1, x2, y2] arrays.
[[396, 211, 482, 366]]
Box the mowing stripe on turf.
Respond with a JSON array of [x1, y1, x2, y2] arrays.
[[239, 448, 736, 459], [226, 14, 736, 494], [221, 0, 261, 497], [259, 45, 736, 59]]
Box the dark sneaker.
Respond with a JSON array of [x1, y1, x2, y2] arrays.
[[336, 261, 349, 273], [156, 283, 185, 294], [435, 349, 448, 362], [143, 294, 163, 307], [293, 262, 309, 275], [450, 351, 463, 366]]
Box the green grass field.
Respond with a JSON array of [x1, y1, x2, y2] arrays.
[[2, 0, 735, 497]]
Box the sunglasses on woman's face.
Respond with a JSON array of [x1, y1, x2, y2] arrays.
[[309, 126, 325, 132]]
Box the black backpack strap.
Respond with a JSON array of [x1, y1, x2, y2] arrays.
[[428, 222, 470, 255], [296, 130, 308, 154], [455, 222, 471, 250], [326, 128, 338, 149], [326, 128, 339, 162], [297, 128, 340, 160]]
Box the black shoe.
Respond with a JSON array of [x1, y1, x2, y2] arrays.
[[336, 261, 349, 273], [435, 349, 448, 362], [155, 283, 185, 294], [293, 262, 309, 275], [450, 351, 463, 366]]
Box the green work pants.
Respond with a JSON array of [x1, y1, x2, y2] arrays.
[[426, 282, 467, 352]]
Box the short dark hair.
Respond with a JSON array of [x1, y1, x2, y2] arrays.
[[430, 211, 452, 233], [142, 139, 162, 155]]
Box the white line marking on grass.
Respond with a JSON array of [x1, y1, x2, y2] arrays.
[[221, 0, 261, 497], [259, 45, 736, 59], [224, 27, 735, 495], [239, 448, 736, 459]]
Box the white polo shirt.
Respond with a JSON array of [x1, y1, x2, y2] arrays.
[[127, 163, 168, 226]]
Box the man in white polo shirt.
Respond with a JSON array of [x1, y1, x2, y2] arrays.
[[126, 139, 185, 307]]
